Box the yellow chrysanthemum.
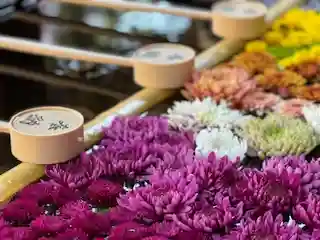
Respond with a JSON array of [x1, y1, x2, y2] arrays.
[[264, 31, 283, 45], [278, 58, 294, 68], [245, 41, 267, 52], [310, 45, 320, 56]]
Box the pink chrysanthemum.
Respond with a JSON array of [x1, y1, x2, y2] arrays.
[[54, 229, 89, 240], [226, 211, 301, 240], [171, 193, 243, 232], [117, 174, 198, 222], [31, 215, 68, 235], [0, 227, 37, 240], [102, 116, 169, 143], [108, 206, 136, 225], [107, 222, 153, 240], [18, 181, 79, 206], [70, 211, 110, 236], [293, 193, 320, 228], [233, 168, 301, 214], [59, 200, 92, 219], [263, 155, 320, 195], [87, 179, 123, 207], [2, 199, 42, 223], [46, 152, 104, 189], [142, 237, 169, 240]]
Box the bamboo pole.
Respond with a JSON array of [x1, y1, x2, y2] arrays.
[[0, 0, 307, 204], [51, 0, 213, 21]]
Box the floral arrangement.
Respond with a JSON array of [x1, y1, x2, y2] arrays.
[[2, 97, 320, 239], [183, 8, 320, 113]]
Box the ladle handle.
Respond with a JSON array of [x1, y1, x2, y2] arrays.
[[51, 0, 213, 21], [0, 35, 134, 67], [0, 121, 9, 134]]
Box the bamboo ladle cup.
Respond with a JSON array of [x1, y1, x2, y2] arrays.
[[0, 36, 195, 89], [0, 107, 85, 164], [51, 0, 268, 40]]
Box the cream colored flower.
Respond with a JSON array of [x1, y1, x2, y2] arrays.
[[195, 128, 247, 162]]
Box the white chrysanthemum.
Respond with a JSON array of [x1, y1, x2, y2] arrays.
[[196, 101, 251, 128], [167, 97, 216, 116], [195, 128, 247, 161], [302, 104, 320, 134], [167, 98, 250, 130]]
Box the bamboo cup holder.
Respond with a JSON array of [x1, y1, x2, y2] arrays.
[[0, 37, 195, 89], [4, 106, 84, 164], [52, 0, 267, 40], [212, 1, 268, 39]]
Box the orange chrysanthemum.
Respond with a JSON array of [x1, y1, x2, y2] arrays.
[[290, 84, 320, 101], [256, 69, 307, 90], [232, 52, 277, 75], [287, 61, 320, 80], [184, 65, 256, 106]]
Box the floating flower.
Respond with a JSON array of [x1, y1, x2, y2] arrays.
[[293, 193, 320, 228], [196, 100, 249, 129], [167, 97, 215, 116], [239, 114, 319, 157], [290, 84, 320, 101], [226, 211, 302, 240], [274, 99, 312, 117], [46, 152, 105, 189], [102, 116, 168, 143], [2, 200, 42, 223], [70, 211, 110, 236], [240, 91, 281, 112], [108, 222, 152, 240], [0, 227, 37, 240], [287, 61, 320, 79], [54, 229, 89, 240], [60, 200, 92, 219], [184, 65, 256, 106], [18, 181, 79, 206], [142, 237, 168, 240], [171, 193, 243, 232], [108, 206, 136, 225], [303, 104, 320, 134], [31, 215, 68, 235], [256, 69, 306, 91], [233, 169, 301, 213], [87, 179, 123, 207], [232, 52, 277, 75], [263, 155, 320, 195], [195, 128, 247, 161], [245, 40, 267, 52], [117, 173, 198, 222]]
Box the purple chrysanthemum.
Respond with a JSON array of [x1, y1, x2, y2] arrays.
[[108, 206, 136, 225], [18, 181, 79, 206], [70, 211, 110, 236], [46, 152, 104, 189], [151, 221, 180, 238], [226, 211, 301, 240], [107, 222, 153, 240], [54, 229, 89, 240], [0, 226, 37, 240], [87, 179, 123, 207], [60, 200, 92, 219], [2, 199, 42, 223], [263, 155, 320, 194], [293, 193, 320, 228], [101, 116, 169, 143], [171, 193, 243, 232], [151, 153, 240, 197], [117, 174, 198, 222], [233, 168, 301, 213], [142, 236, 169, 240], [31, 215, 68, 235]]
